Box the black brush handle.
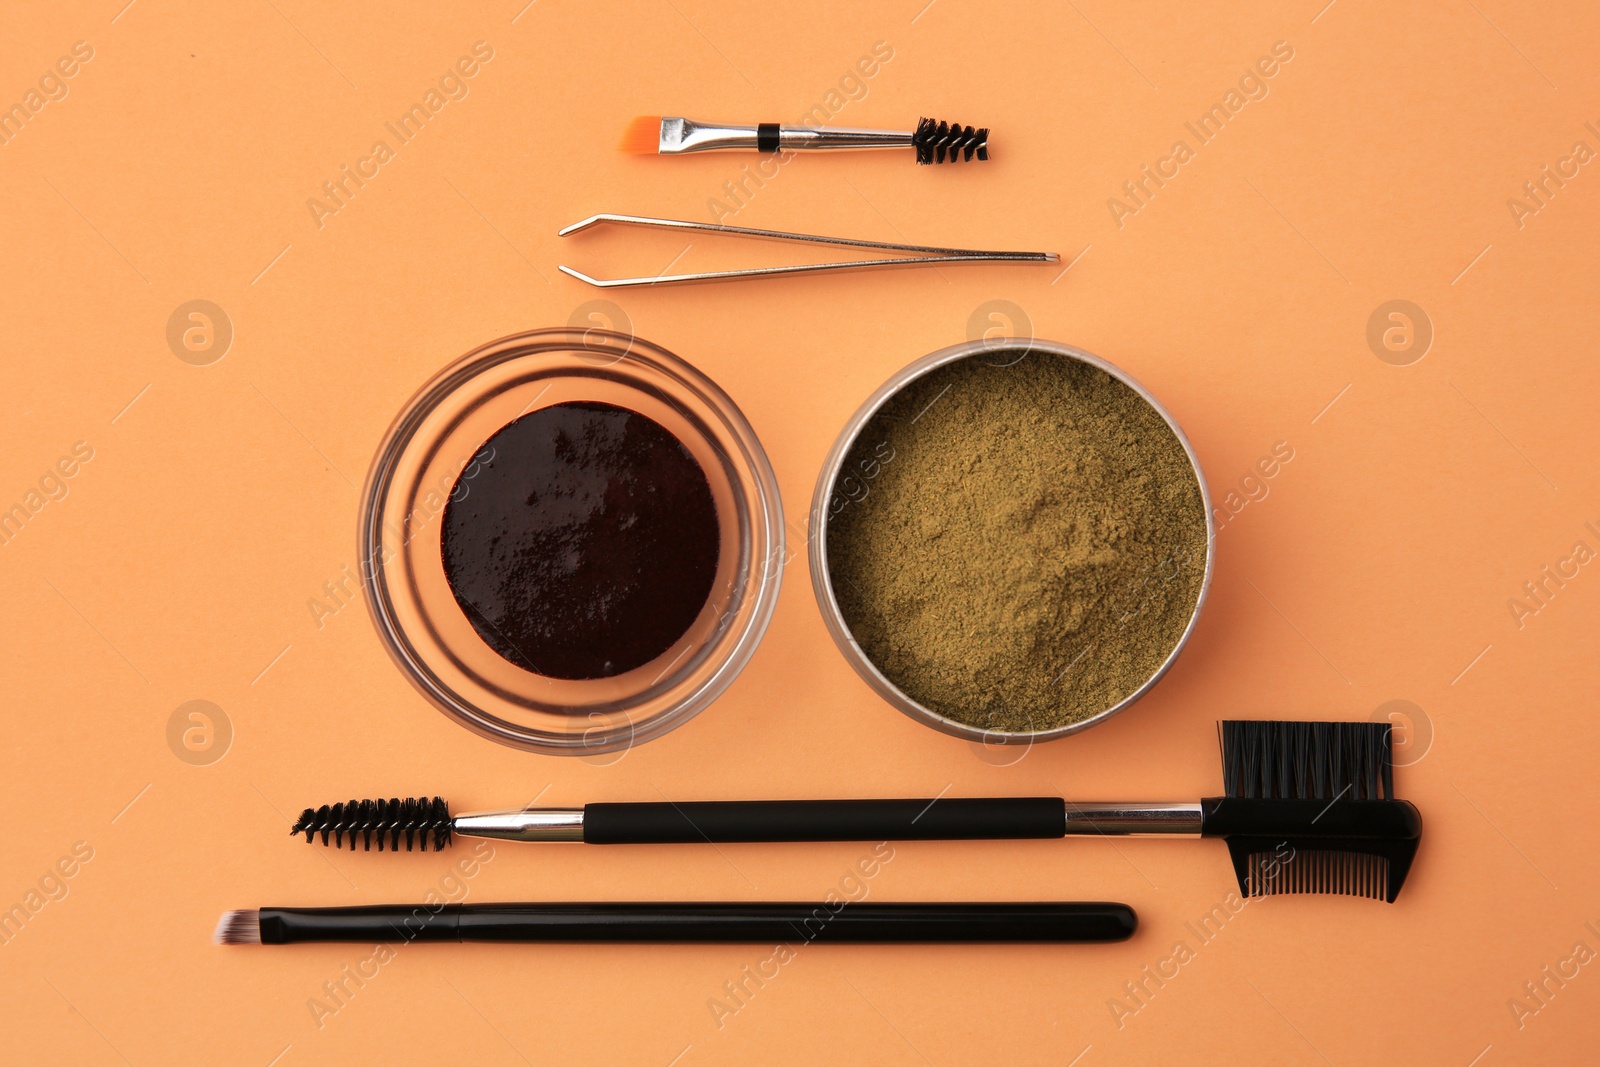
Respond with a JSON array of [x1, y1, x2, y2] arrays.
[[582, 798, 1067, 844], [258, 902, 1136, 944]]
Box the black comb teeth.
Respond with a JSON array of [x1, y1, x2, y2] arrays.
[[291, 797, 452, 851], [912, 118, 989, 164], [1240, 849, 1392, 900], [1219, 720, 1393, 801]]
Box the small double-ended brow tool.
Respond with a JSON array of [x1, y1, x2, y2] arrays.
[[621, 115, 990, 164]]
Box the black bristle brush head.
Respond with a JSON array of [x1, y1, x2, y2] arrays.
[[912, 118, 988, 164], [1219, 719, 1394, 801], [213, 909, 261, 945], [291, 797, 452, 852], [1205, 721, 1421, 903]]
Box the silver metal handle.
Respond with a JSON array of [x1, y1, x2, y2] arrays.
[[658, 116, 913, 154], [779, 125, 915, 150]]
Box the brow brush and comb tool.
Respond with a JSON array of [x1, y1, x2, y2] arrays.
[[621, 116, 989, 164], [293, 720, 1422, 902]]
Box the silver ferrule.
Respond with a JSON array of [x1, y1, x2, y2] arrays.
[[453, 808, 585, 842], [659, 116, 911, 154], [659, 117, 758, 153], [1063, 801, 1204, 835]]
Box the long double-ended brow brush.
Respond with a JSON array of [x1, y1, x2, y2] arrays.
[[622, 115, 990, 164], [293, 721, 1424, 902]]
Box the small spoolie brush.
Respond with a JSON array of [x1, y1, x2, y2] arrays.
[[293, 720, 1422, 902], [621, 115, 990, 164]]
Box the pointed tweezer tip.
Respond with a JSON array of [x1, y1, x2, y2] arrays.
[[557, 265, 612, 287]]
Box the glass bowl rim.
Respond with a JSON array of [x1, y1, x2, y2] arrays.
[[359, 326, 784, 754]]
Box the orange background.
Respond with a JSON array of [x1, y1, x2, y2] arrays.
[[3, 1, 1597, 1064]]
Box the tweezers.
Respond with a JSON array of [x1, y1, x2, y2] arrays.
[[556, 213, 1059, 288]]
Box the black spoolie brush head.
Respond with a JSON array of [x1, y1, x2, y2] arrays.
[[1206, 721, 1421, 902], [912, 118, 989, 164], [291, 797, 452, 851]]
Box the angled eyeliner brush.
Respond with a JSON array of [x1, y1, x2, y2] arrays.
[[293, 722, 1423, 902], [214, 902, 1138, 945]]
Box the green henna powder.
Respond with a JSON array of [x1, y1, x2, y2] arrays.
[[826, 351, 1208, 732]]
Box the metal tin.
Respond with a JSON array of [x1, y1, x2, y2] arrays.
[[808, 338, 1214, 744]]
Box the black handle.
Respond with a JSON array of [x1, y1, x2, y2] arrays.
[[582, 798, 1066, 844], [259, 902, 1136, 944], [1198, 797, 1422, 839]]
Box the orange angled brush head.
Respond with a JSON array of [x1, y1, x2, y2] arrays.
[[619, 116, 662, 155]]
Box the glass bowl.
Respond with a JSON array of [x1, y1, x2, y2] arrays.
[[808, 338, 1213, 744], [360, 328, 783, 754]]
